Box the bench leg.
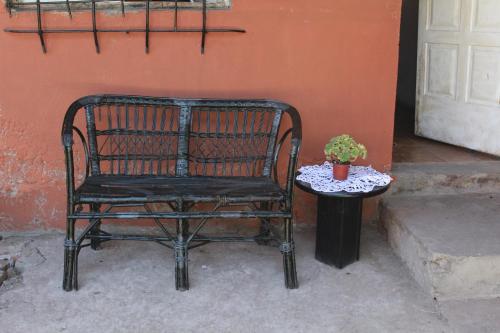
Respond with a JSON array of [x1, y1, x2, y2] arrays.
[[256, 202, 271, 245], [63, 218, 76, 291], [175, 214, 189, 291], [89, 204, 102, 251], [259, 202, 271, 235], [174, 242, 189, 291], [281, 217, 298, 289]]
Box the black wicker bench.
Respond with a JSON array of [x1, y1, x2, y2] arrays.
[[61, 95, 302, 291]]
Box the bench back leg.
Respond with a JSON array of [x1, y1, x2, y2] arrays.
[[256, 202, 271, 245], [89, 203, 102, 250]]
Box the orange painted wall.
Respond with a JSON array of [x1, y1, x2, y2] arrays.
[[0, 0, 401, 231]]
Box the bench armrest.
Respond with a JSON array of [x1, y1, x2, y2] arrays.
[[71, 126, 90, 180], [61, 96, 104, 203], [63, 126, 90, 205], [273, 106, 302, 208]]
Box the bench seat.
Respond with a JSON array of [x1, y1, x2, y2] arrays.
[[75, 175, 286, 203]]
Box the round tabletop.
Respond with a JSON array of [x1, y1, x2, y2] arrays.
[[294, 178, 391, 199]]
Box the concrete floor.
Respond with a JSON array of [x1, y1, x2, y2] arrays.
[[0, 225, 498, 333]]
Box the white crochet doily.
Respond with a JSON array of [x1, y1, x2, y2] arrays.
[[296, 162, 392, 193]]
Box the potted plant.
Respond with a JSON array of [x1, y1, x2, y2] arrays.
[[324, 134, 367, 181]]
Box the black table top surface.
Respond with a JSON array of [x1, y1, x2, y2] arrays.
[[294, 177, 391, 199]]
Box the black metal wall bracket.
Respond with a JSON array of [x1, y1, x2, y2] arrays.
[[4, 0, 245, 54]]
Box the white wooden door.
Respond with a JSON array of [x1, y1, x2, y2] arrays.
[[416, 0, 500, 156]]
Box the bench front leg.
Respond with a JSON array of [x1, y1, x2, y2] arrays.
[[281, 217, 298, 289], [174, 201, 189, 291], [63, 217, 77, 291], [174, 240, 189, 291]]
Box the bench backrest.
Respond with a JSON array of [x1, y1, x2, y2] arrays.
[[62, 95, 301, 178]]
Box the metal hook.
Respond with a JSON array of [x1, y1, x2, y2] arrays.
[[145, 0, 150, 53], [65, 0, 72, 18], [91, 0, 100, 53], [36, 0, 47, 53], [174, 0, 178, 31], [201, 0, 206, 54], [6, 0, 12, 17]]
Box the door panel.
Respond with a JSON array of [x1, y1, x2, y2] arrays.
[[467, 46, 500, 106], [416, 0, 500, 156], [424, 43, 459, 98], [472, 0, 500, 32]]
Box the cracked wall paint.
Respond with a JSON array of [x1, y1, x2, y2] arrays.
[[0, 110, 66, 231]]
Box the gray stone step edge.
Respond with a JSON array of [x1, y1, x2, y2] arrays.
[[387, 161, 500, 196], [379, 199, 500, 301]]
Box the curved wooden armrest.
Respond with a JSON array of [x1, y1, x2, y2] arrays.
[[273, 128, 293, 185], [72, 126, 90, 180]]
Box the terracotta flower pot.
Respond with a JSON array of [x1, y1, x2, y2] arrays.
[[333, 163, 350, 181]]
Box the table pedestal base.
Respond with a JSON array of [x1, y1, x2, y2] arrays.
[[315, 196, 363, 269]]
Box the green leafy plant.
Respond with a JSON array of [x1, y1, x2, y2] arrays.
[[324, 134, 367, 164]]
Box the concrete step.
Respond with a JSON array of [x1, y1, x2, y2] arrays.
[[387, 161, 500, 196], [380, 193, 500, 300]]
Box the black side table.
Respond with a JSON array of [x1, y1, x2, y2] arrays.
[[295, 179, 390, 269]]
